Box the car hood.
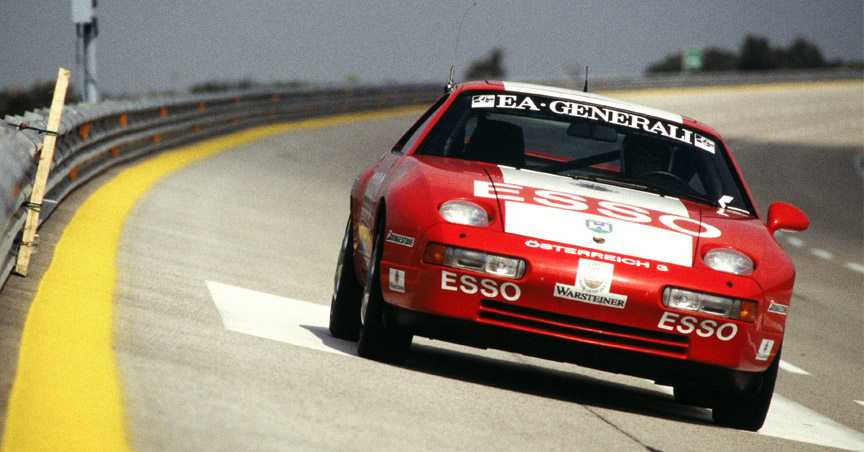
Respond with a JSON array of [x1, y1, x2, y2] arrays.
[[411, 157, 765, 269]]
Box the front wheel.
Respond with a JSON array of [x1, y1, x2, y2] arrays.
[[356, 221, 412, 364], [329, 216, 363, 341], [712, 349, 781, 431]]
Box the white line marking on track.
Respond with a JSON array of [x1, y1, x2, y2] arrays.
[[857, 401, 864, 407], [845, 262, 864, 274], [760, 397, 864, 451], [779, 360, 811, 375], [775, 234, 863, 274], [810, 248, 834, 260], [207, 281, 864, 451], [783, 236, 805, 248], [206, 280, 356, 357]]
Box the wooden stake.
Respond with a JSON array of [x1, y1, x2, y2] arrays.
[[15, 68, 71, 276]]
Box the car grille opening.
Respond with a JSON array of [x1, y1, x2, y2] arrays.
[[478, 299, 689, 358]]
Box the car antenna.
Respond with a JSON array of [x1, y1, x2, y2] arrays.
[[447, 1, 477, 91], [583, 66, 589, 92], [446, 65, 456, 91]]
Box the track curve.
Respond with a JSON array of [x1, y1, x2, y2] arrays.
[[1, 82, 862, 452]]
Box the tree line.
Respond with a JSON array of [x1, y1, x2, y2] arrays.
[[1, 81, 77, 121], [647, 34, 862, 73], [0, 78, 310, 120]]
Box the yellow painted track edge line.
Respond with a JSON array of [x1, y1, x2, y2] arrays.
[[0, 106, 422, 452]]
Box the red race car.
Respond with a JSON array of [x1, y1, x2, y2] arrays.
[[329, 81, 808, 431]]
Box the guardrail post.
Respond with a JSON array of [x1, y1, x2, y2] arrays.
[[14, 68, 71, 276]]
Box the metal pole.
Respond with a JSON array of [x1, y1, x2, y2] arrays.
[[72, 0, 100, 103], [83, 21, 99, 102]]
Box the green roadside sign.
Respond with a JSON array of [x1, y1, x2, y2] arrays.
[[683, 48, 702, 72]]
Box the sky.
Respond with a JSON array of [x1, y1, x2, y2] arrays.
[[1, 0, 862, 97]]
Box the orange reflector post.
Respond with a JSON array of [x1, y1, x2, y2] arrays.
[[78, 123, 91, 140]]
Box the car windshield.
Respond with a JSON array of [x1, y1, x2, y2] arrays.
[[415, 91, 753, 213]]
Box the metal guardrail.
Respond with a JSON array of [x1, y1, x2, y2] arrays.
[[0, 70, 861, 289], [0, 83, 443, 288]]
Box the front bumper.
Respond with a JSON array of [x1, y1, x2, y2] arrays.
[[378, 222, 782, 373]]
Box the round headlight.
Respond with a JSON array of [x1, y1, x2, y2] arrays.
[[439, 200, 489, 226], [703, 248, 754, 275]]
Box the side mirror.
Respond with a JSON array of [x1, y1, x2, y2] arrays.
[[766, 202, 809, 236]]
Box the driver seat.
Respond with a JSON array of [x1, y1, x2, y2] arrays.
[[464, 120, 525, 168]]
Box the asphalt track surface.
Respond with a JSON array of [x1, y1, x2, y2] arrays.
[[0, 82, 861, 451]]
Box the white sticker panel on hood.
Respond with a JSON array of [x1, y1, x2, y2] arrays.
[[495, 167, 695, 267], [505, 201, 693, 267]]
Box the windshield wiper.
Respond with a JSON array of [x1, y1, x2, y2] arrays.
[[573, 174, 720, 207], [582, 175, 667, 194], [536, 150, 620, 174]]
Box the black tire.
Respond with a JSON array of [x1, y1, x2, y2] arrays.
[[672, 382, 712, 408], [356, 220, 412, 363], [712, 349, 781, 431], [329, 216, 363, 341]]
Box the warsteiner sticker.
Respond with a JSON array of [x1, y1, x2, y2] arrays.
[[554, 285, 627, 308], [554, 259, 627, 309], [577, 260, 613, 293]]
